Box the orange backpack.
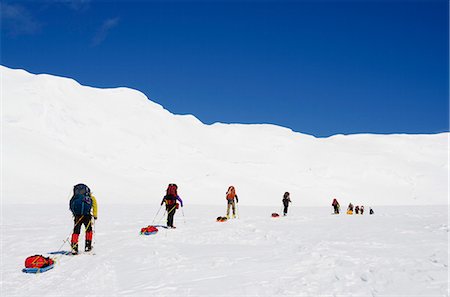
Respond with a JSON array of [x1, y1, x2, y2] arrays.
[[226, 186, 236, 200]]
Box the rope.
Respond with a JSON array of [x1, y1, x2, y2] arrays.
[[51, 215, 85, 261]]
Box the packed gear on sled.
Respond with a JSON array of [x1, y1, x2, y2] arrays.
[[282, 192, 291, 216], [216, 216, 228, 222], [140, 225, 158, 235], [23, 255, 55, 273], [24, 255, 54, 268], [225, 186, 239, 219], [332, 198, 340, 214], [160, 183, 184, 228], [271, 213, 280, 218], [69, 184, 97, 254]]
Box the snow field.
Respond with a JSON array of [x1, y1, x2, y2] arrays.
[[1, 204, 448, 296]]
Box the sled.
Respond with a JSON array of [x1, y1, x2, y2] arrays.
[[151, 224, 169, 229], [22, 264, 55, 274], [140, 225, 159, 235], [347, 210, 353, 215], [48, 250, 95, 256], [216, 216, 228, 222], [271, 213, 280, 218], [141, 231, 158, 235], [48, 250, 72, 255]]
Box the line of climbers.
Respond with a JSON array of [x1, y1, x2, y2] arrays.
[[68, 184, 374, 254], [332, 198, 374, 215]]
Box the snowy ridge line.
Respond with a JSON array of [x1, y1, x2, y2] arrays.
[[2, 65, 448, 207]]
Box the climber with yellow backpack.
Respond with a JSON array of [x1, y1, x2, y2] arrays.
[[225, 186, 239, 219]]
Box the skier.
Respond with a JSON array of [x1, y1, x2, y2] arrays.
[[225, 186, 239, 219], [355, 205, 360, 214], [360, 205, 365, 215], [69, 184, 98, 254], [282, 192, 291, 216], [160, 183, 183, 228], [369, 207, 374, 215], [331, 198, 340, 214]]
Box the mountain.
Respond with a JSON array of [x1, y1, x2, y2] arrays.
[[2, 66, 448, 206]]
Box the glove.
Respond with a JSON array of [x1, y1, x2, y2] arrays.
[[94, 216, 97, 220]]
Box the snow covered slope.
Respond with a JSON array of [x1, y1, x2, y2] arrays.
[[2, 66, 448, 206]]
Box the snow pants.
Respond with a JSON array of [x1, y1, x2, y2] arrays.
[[333, 205, 340, 214], [283, 203, 289, 216], [73, 215, 93, 234], [166, 205, 177, 227], [71, 215, 93, 249], [226, 200, 236, 217]]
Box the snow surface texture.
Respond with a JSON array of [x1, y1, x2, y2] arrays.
[[2, 205, 448, 296], [2, 66, 448, 206]]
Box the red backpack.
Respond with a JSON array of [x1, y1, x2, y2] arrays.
[[25, 255, 54, 268], [167, 184, 177, 196], [165, 184, 178, 205]]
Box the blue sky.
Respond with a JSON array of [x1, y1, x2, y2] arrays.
[[2, 0, 448, 137]]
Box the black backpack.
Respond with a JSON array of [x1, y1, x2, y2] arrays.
[[69, 184, 92, 216]]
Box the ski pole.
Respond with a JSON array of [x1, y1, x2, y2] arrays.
[[181, 207, 186, 224], [152, 204, 163, 224], [53, 215, 84, 260], [236, 204, 240, 219], [92, 218, 96, 245]]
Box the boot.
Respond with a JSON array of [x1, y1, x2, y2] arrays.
[[71, 242, 78, 254], [85, 240, 92, 252]]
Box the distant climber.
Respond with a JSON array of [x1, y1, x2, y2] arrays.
[[332, 198, 340, 214], [347, 203, 354, 215], [225, 186, 239, 219], [282, 192, 291, 216]]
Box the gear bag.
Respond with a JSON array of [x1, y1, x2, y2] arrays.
[[25, 255, 54, 268], [70, 184, 92, 215]]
